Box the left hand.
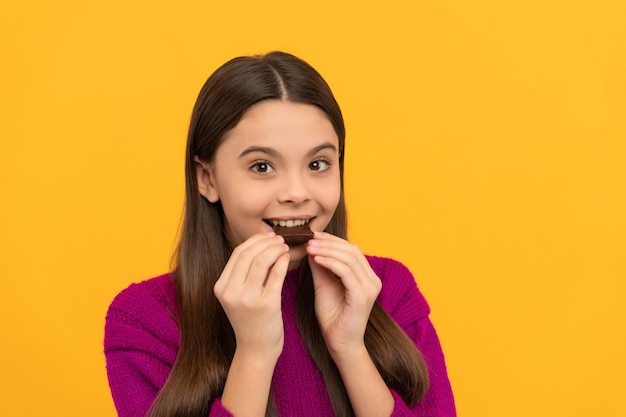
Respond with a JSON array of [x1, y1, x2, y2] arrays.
[[306, 232, 382, 359]]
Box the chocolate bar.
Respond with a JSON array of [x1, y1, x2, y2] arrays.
[[273, 223, 314, 246]]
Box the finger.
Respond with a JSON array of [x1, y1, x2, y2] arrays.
[[244, 242, 290, 288], [307, 241, 369, 283], [220, 232, 276, 278], [224, 233, 286, 285], [262, 252, 290, 296], [311, 254, 381, 312], [308, 248, 381, 301], [309, 254, 340, 285], [310, 254, 358, 286], [307, 234, 376, 284]]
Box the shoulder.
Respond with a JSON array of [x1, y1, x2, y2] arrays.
[[104, 273, 179, 353], [365, 255, 431, 323], [365, 255, 413, 282], [106, 273, 177, 321]]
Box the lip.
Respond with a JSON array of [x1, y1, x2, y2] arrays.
[[263, 216, 315, 227], [265, 214, 315, 221]]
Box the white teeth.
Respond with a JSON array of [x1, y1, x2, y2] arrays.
[[271, 219, 309, 227]]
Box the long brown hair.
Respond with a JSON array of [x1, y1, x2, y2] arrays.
[[148, 51, 428, 417]]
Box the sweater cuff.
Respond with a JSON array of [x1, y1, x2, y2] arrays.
[[209, 398, 234, 417], [389, 388, 414, 417]]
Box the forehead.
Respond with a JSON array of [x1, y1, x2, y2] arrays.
[[220, 100, 339, 154]]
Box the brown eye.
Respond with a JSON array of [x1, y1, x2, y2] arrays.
[[251, 161, 274, 174], [309, 159, 330, 172]]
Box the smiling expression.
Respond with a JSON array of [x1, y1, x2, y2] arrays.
[[196, 100, 341, 266]]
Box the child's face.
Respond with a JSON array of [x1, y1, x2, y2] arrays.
[[197, 100, 341, 267]]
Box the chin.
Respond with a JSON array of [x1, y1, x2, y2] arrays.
[[287, 245, 307, 270]]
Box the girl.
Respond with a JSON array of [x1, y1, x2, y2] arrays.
[[104, 51, 456, 417]]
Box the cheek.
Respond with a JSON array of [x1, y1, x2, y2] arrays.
[[223, 191, 266, 217], [315, 179, 341, 211]]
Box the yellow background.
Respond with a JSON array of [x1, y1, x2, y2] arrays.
[[1, 1, 624, 416]]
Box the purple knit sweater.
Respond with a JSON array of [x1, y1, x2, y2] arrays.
[[104, 255, 456, 416]]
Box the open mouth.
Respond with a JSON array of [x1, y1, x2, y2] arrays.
[[264, 218, 311, 228], [264, 218, 314, 246]]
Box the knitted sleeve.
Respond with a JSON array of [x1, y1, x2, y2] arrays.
[[369, 256, 457, 417], [104, 276, 234, 417]]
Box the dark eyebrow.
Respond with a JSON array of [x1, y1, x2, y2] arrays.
[[306, 142, 337, 157], [238, 142, 338, 159], [238, 146, 279, 159]]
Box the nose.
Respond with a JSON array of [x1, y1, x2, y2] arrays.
[[278, 171, 311, 204]]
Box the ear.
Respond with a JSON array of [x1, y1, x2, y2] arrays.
[[194, 156, 220, 203]]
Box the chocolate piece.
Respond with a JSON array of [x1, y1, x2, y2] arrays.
[[273, 223, 314, 246]]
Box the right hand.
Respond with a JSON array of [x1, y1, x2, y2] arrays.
[[214, 232, 290, 361]]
